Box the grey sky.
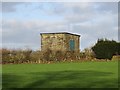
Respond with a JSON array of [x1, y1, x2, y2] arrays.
[[1, 2, 118, 51]]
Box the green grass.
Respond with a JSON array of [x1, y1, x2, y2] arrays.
[[2, 61, 118, 88]]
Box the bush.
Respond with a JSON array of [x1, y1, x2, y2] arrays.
[[55, 50, 64, 61], [22, 49, 32, 63], [92, 39, 119, 60], [30, 51, 42, 63], [82, 48, 95, 60], [42, 48, 52, 62], [2, 48, 11, 64]]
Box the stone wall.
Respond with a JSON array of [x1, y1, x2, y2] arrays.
[[41, 33, 80, 52], [65, 34, 80, 52]]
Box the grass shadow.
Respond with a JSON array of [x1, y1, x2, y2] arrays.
[[2, 70, 118, 88]]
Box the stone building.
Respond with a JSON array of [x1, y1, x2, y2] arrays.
[[40, 32, 80, 52]]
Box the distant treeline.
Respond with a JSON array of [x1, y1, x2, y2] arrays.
[[1, 39, 120, 64]]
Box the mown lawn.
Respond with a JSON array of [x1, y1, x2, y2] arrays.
[[2, 61, 118, 88]]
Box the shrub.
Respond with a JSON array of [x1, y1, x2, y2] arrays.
[[42, 48, 52, 62], [92, 39, 119, 60], [30, 51, 42, 63], [55, 50, 64, 61], [2, 48, 11, 64], [22, 49, 32, 63]]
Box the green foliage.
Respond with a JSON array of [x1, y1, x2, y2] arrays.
[[117, 42, 120, 55], [92, 39, 119, 60]]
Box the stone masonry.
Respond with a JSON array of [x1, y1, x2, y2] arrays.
[[40, 32, 80, 52]]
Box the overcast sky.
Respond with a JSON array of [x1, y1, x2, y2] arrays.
[[1, 1, 118, 51]]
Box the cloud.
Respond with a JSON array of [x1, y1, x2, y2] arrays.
[[2, 2, 19, 12], [38, 2, 117, 24], [2, 19, 68, 50], [94, 2, 118, 13], [1, 2, 30, 13], [2, 2, 118, 50], [64, 2, 117, 24], [72, 11, 118, 48]]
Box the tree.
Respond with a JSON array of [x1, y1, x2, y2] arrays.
[[92, 39, 119, 60], [117, 42, 120, 55]]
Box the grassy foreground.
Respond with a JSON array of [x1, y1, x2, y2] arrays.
[[2, 61, 118, 88]]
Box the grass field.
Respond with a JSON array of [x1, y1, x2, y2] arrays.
[[2, 61, 118, 88]]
